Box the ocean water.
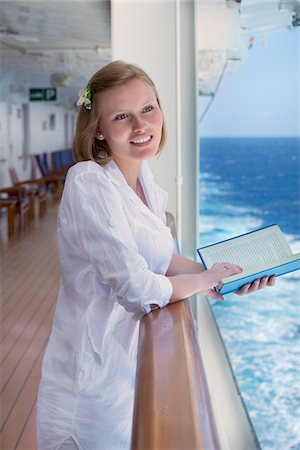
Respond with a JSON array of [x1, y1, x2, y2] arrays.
[[199, 137, 300, 450]]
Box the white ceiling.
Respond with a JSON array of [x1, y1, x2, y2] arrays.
[[1, 0, 299, 105], [0, 0, 111, 98]]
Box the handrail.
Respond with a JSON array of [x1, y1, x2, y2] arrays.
[[131, 299, 221, 450]]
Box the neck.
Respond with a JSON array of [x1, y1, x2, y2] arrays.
[[113, 158, 142, 193]]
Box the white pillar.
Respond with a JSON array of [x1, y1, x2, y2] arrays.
[[111, 0, 198, 259]]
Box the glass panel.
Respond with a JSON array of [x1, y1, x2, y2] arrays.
[[198, 17, 300, 450]]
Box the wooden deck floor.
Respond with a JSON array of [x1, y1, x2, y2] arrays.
[[1, 200, 60, 450]]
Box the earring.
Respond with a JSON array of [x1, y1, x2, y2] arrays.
[[97, 133, 105, 140]]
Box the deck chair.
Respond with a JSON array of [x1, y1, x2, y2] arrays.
[[9, 167, 47, 218], [0, 186, 31, 233], [34, 153, 63, 197], [51, 149, 75, 178]]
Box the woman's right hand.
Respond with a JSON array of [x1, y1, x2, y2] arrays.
[[197, 262, 243, 301]]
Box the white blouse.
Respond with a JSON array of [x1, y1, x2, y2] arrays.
[[37, 160, 174, 450]]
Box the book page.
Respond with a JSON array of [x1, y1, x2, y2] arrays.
[[201, 226, 292, 272], [218, 252, 300, 287]]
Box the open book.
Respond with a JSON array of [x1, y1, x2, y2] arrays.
[[197, 224, 300, 295]]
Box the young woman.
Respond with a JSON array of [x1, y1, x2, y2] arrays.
[[36, 60, 275, 450]]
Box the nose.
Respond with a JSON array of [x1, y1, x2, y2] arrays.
[[132, 115, 147, 133]]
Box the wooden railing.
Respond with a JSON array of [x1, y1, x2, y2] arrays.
[[131, 299, 221, 450]]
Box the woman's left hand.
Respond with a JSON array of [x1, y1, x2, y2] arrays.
[[235, 274, 276, 296]]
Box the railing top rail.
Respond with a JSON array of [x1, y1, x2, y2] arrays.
[[131, 299, 220, 450]]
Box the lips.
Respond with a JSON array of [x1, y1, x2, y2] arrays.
[[130, 135, 152, 144]]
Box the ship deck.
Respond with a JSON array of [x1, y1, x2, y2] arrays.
[[1, 199, 60, 450]]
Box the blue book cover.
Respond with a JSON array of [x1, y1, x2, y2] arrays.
[[197, 225, 300, 295]]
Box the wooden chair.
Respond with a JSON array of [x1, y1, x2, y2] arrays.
[[9, 167, 47, 218], [0, 199, 17, 238], [0, 186, 30, 233]]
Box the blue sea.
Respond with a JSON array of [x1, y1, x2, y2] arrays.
[[199, 137, 300, 450]]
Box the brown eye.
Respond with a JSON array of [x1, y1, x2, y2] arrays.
[[115, 113, 128, 120], [143, 106, 154, 113]]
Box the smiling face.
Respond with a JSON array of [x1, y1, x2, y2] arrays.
[[96, 77, 164, 169]]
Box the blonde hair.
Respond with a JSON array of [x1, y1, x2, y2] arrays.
[[73, 60, 166, 165]]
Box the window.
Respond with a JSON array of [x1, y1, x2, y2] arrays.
[[199, 25, 300, 449]]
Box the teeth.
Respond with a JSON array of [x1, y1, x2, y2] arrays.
[[132, 136, 151, 144]]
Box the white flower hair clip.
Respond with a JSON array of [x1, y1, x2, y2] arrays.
[[77, 83, 92, 110]]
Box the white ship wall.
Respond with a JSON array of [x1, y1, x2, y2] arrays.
[[0, 99, 76, 188], [111, 0, 198, 258]]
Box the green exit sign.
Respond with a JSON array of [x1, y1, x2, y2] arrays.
[[29, 88, 57, 102]]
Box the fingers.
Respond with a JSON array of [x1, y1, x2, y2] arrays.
[[201, 262, 243, 294], [206, 289, 224, 302], [235, 282, 251, 296], [255, 276, 269, 290], [267, 274, 276, 286], [211, 261, 243, 279], [235, 275, 276, 296]]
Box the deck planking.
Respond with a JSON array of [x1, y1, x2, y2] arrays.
[[1, 200, 60, 450]]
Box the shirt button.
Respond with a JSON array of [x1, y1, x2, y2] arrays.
[[108, 216, 117, 228]]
